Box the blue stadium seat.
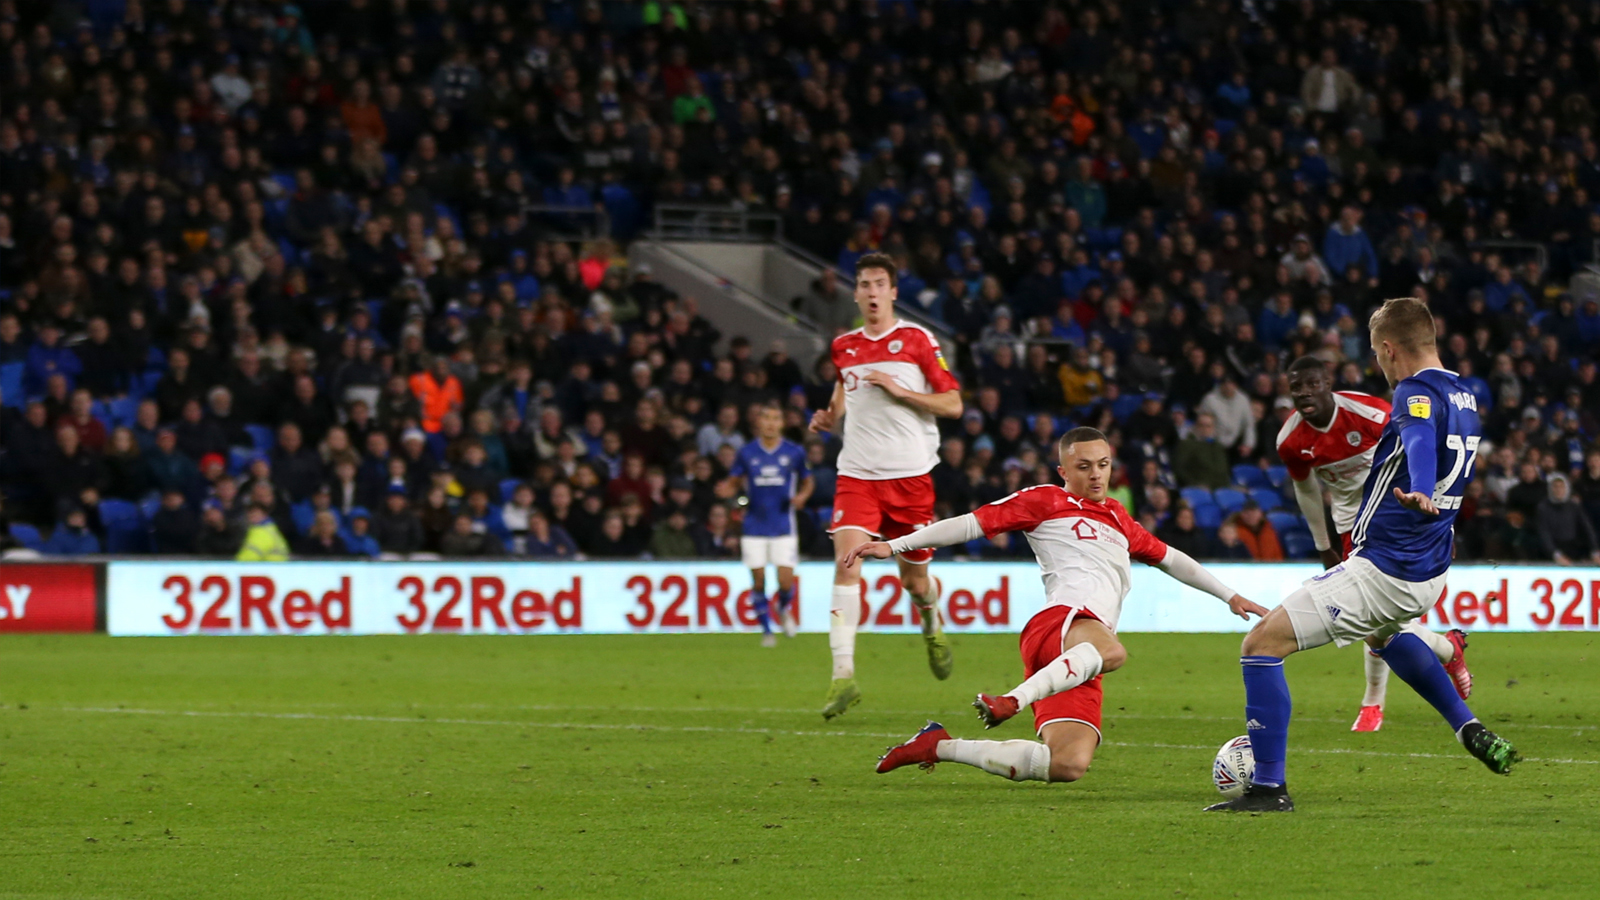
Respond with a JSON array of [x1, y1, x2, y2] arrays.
[[499, 478, 524, 502], [246, 424, 276, 453], [1266, 465, 1290, 489], [99, 498, 142, 527], [1282, 531, 1317, 559], [229, 448, 261, 475], [8, 523, 43, 550], [1266, 510, 1300, 535], [1232, 464, 1272, 489], [108, 396, 140, 428], [290, 501, 316, 536], [1250, 488, 1285, 511], [0, 362, 23, 408], [138, 494, 162, 520], [1111, 393, 1143, 423], [106, 521, 151, 554], [1214, 488, 1247, 514], [1192, 504, 1223, 530], [1179, 487, 1214, 510]]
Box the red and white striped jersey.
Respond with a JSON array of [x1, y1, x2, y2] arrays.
[[1275, 391, 1391, 534], [972, 485, 1168, 630], [832, 320, 960, 480]]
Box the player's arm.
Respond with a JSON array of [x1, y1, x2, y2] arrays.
[[1392, 389, 1441, 515], [1290, 476, 1337, 567], [791, 474, 814, 510], [809, 380, 844, 432], [1153, 547, 1270, 620], [861, 370, 964, 418], [845, 513, 984, 565]]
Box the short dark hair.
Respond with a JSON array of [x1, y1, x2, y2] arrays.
[[1287, 355, 1329, 376], [855, 252, 896, 288], [1058, 426, 1108, 457]]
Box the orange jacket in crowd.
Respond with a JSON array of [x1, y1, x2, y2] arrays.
[[1233, 517, 1285, 561], [408, 370, 464, 433]]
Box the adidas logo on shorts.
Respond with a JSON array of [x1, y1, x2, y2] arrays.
[[1326, 605, 1342, 620]]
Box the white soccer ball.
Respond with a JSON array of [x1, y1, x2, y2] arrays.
[[1212, 735, 1255, 798]]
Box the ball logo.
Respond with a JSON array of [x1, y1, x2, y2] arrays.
[[1346, 430, 1361, 446], [833, 509, 843, 522], [888, 339, 903, 353]]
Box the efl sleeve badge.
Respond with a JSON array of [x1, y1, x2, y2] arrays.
[[1406, 395, 1431, 419]]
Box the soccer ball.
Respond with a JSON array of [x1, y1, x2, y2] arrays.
[[1212, 735, 1255, 798]]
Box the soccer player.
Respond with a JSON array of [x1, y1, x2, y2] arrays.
[[729, 403, 813, 647], [1278, 356, 1471, 732], [1208, 298, 1520, 813], [862, 427, 1268, 784], [808, 252, 963, 719]]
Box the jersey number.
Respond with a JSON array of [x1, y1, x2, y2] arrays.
[[1431, 434, 1480, 510]]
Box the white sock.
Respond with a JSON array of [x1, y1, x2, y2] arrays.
[[829, 584, 859, 679], [913, 587, 940, 636], [1404, 623, 1456, 663], [937, 739, 1051, 782], [1361, 648, 1390, 707], [1004, 642, 1103, 707]]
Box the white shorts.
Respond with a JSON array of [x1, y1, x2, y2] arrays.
[[741, 535, 799, 570], [1283, 555, 1447, 650]]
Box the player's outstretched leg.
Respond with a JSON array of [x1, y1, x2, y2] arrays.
[[1205, 652, 1297, 812], [823, 580, 862, 719], [1353, 648, 1388, 732], [1441, 628, 1472, 699], [1374, 632, 1517, 774], [876, 721, 1095, 784]]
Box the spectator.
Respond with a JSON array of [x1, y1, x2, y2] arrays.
[[1175, 413, 1231, 489], [1537, 475, 1600, 565], [196, 500, 244, 558], [1156, 506, 1211, 559], [649, 507, 697, 559], [524, 509, 579, 560], [342, 509, 382, 559], [1213, 522, 1255, 560], [1198, 375, 1256, 458], [692, 504, 738, 559], [151, 490, 199, 554], [40, 506, 99, 556], [1229, 502, 1284, 561], [237, 504, 291, 562], [373, 489, 426, 558], [440, 513, 504, 558]]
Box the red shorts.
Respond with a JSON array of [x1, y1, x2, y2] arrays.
[[829, 473, 936, 564], [1338, 532, 1353, 560], [1019, 604, 1104, 741]]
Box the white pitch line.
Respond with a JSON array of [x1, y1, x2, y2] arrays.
[[31, 706, 1597, 766]]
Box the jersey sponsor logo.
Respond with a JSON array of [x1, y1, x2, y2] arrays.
[[888, 339, 904, 353], [1407, 395, 1431, 419], [1346, 430, 1361, 446]]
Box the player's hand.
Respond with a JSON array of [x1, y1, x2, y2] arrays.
[[1226, 594, 1271, 621], [862, 370, 907, 399], [1319, 548, 1342, 570], [1392, 488, 1439, 515], [844, 541, 894, 567], [808, 408, 834, 433]]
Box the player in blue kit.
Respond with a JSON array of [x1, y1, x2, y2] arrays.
[[729, 403, 814, 647], [1207, 298, 1520, 813]]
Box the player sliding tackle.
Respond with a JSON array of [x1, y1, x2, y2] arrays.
[[859, 427, 1268, 784], [1208, 298, 1520, 814], [1278, 356, 1472, 732]]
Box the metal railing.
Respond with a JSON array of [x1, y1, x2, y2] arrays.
[[651, 203, 783, 242], [773, 235, 957, 343], [520, 203, 611, 242]]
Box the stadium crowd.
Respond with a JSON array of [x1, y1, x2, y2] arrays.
[[2, 0, 1600, 565]]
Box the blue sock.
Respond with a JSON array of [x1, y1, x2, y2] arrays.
[[1241, 655, 1290, 787], [1377, 633, 1475, 732], [752, 591, 772, 634], [775, 586, 794, 614]]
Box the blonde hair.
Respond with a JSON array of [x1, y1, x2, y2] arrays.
[[1368, 297, 1436, 354]]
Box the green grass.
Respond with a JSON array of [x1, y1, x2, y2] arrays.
[[1, 632, 1597, 899]]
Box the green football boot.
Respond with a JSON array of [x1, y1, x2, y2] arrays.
[[821, 678, 862, 720]]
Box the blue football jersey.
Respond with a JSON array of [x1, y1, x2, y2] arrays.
[[731, 439, 809, 538], [1350, 368, 1482, 582]]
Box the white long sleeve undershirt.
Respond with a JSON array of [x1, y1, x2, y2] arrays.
[[1155, 546, 1237, 601]]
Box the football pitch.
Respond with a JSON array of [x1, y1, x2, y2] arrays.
[[1, 632, 1596, 899]]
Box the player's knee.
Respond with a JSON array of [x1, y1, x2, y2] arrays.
[[1099, 641, 1127, 673], [901, 572, 929, 596], [1048, 751, 1091, 783], [1240, 623, 1271, 656]]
